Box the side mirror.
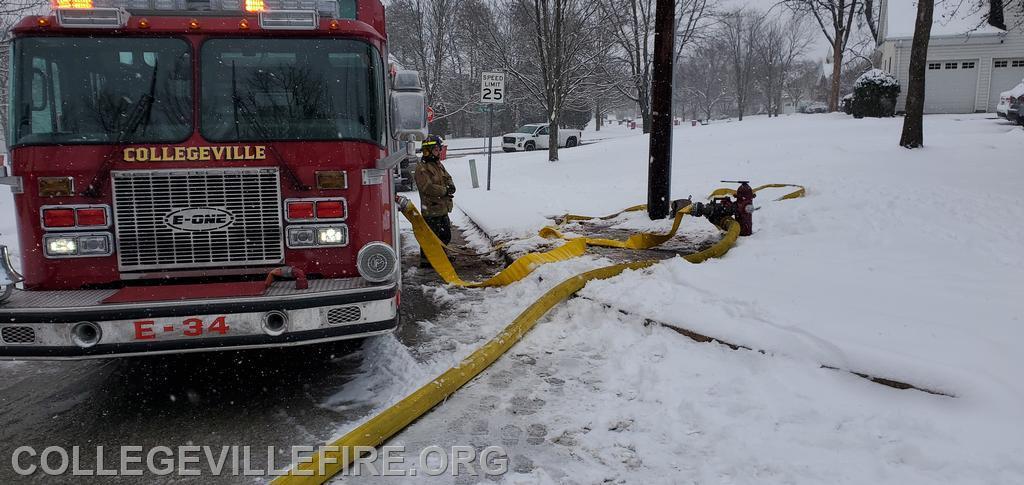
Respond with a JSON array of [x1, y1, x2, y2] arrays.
[[390, 91, 427, 141], [392, 70, 423, 91], [390, 70, 427, 142]]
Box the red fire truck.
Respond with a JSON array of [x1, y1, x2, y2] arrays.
[[0, 0, 427, 358]]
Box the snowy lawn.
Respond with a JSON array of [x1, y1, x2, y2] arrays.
[[401, 113, 1024, 483]]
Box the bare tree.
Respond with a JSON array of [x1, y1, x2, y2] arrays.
[[784, 59, 823, 113], [601, 0, 709, 133], [680, 40, 729, 120], [754, 18, 785, 116], [861, 0, 879, 43], [720, 9, 763, 121], [784, 0, 860, 112], [484, 0, 604, 161], [386, 0, 467, 133]]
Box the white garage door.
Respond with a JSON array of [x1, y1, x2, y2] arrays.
[[989, 58, 1024, 111], [924, 60, 978, 114]]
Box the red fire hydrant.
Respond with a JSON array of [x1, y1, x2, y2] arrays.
[[731, 181, 756, 236], [685, 180, 758, 237]]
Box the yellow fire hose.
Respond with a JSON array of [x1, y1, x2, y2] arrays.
[[273, 184, 804, 484]]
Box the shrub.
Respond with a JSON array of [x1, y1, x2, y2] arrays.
[[841, 94, 854, 115], [851, 69, 899, 118]]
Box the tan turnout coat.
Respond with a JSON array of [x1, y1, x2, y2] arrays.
[[414, 160, 456, 217]]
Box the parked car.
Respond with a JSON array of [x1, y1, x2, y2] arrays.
[[804, 102, 828, 114], [501, 124, 582, 152], [996, 79, 1024, 120]]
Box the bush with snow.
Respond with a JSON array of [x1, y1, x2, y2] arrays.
[[851, 69, 900, 118]]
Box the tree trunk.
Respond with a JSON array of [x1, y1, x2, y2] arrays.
[[829, 42, 843, 111], [643, 100, 651, 134], [900, 0, 934, 148], [548, 108, 560, 162], [638, 90, 653, 133], [595, 99, 603, 131]]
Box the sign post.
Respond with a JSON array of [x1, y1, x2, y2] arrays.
[[480, 71, 505, 191]]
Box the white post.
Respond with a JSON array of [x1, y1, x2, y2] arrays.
[[469, 158, 480, 188]]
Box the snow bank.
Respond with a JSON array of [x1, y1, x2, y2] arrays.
[[432, 113, 1024, 480]]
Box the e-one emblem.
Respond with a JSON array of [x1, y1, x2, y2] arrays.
[[164, 208, 234, 232]]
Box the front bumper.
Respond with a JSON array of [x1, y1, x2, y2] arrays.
[[0, 277, 398, 360]]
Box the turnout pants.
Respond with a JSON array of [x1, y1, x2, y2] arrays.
[[421, 214, 452, 259]]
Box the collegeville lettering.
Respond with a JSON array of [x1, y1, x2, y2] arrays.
[[123, 146, 267, 163]]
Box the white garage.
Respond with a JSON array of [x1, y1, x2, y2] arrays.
[[878, 0, 1024, 114], [989, 58, 1024, 111], [924, 60, 979, 114]]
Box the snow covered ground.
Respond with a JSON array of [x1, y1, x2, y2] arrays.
[[363, 113, 1024, 483]]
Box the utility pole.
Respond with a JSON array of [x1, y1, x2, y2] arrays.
[[647, 0, 676, 219]]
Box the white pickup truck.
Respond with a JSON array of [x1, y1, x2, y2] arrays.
[[502, 124, 582, 152]]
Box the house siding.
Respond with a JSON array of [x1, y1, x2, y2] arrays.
[[878, 7, 1024, 113]]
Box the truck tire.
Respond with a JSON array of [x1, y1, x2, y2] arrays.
[[565, 137, 578, 148], [524, 141, 536, 151]]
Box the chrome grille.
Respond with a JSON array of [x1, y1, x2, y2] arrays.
[[111, 168, 284, 271], [1, 326, 36, 344], [325, 305, 362, 325]]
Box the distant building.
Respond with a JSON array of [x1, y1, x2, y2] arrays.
[[877, 0, 1024, 113]]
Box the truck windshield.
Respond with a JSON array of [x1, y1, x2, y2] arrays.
[[10, 37, 192, 146], [517, 125, 541, 134], [201, 38, 384, 144]]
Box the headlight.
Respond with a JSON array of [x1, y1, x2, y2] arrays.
[[517, 136, 525, 141], [317, 227, 346, 245], [78, 235, 110, 255], [43, 233, 113, 258], [357, 242, 397, 283], [286, 225, 347, 248], [287, 227, 316, 247], [46, 237, 77, 256]]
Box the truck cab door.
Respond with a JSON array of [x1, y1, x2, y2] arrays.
[[536, 125, 549, 149]]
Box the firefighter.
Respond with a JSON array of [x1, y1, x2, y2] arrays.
[[414, 135, 456, 268]]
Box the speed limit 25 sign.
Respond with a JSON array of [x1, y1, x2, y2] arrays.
[[480, 72, 505, 104]]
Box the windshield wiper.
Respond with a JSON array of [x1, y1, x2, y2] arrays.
[[231, 62, 310, 192], [84, 61, 159, 198]]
